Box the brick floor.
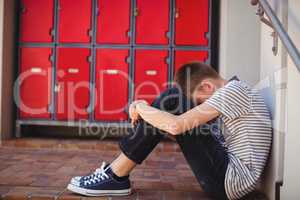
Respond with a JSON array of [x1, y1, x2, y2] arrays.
[[0, 138, 210, 200]]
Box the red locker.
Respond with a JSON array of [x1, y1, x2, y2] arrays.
[[175, 0, 209, 46], [97, 0, 131, 44], [174, 50, 208, 72], [135, 50, 169, 104], [19, 48, 52, 119], [20, 0, 54, 42], [135, 0, 170, 45], [56, 48, 90, 120], [58, 0, 92, 43], [95, 49, 129, 121]]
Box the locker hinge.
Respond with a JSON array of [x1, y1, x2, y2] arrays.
[[96, 7, 100, 16], [20, 4, 26, 14], [175, 8, 180, 19], [49, 54, 54, 63], [165, 57, 170, 64], [126, 56, 131, 64], [49, 28, 55, 37], [57, 1, 62, 11], [88, 29, 93, 37], [205, 32, 210, 40], [86, 104, 92, 113], [54, 84, 60, 92], [166, 31, 171, 39], [134, 8, 139, 17], [48, 104, 53, 113], [87, 56, 93, 63], [127, 30, 131, 38]]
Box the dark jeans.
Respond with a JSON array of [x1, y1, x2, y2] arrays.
[[119, 87, 229, 200]]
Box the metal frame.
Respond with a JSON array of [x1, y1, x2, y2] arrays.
[[252, 0, 300, 71], [16, 0, 216, 137]]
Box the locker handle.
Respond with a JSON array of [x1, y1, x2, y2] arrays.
[[49, 28, 54, 37], [68, 68, 79, 74], [31, 67, 42, 73], [103, 69, 119, 75], [145, 70, 157, 76]]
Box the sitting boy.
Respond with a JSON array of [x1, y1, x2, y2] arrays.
[[67, 62, 272, 200]]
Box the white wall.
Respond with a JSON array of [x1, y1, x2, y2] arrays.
[[219, 0, 299, 199], [219, 0, 261, 86], [258, 1, 287, 199], [281, 0, 300, 199], [257, 0, 300, 199]]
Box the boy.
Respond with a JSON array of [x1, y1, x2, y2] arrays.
[[67, 62, 272, 199]]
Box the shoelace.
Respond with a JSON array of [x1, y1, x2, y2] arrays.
[[82, 162, 107, 181], [83, 169, 110, 186], [83, 163, 110, 185]]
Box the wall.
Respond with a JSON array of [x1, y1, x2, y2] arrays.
[[218, 0, 288, 199], [219, 0, 261, 86], [0, 0, 17, 140], [258, 0, 287, 198], [257, 0, 300, 199], [0, 0, 4, 141], [280, 0, 300, 198]]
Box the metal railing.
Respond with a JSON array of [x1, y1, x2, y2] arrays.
[[251, 0, 300, 72]]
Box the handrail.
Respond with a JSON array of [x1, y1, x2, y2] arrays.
[[251, 0, 300, 72]]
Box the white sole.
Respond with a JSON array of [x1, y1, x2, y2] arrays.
[[67, 183, 132, 197]]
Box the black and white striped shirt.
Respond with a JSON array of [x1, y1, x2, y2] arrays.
[[205, 80, 272, 200]]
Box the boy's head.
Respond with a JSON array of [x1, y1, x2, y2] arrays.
[[174, 62, 224, 104]]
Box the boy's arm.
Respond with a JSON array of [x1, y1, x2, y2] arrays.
[[135, 102, 220, 135]]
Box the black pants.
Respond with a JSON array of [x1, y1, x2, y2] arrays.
[[119, 87, 229, 200]]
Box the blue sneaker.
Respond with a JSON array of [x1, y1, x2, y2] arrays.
[[70, 162, 109, 185], [67, 164, 131, 196]]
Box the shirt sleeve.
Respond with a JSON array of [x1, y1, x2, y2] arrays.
[[204, 81, 251, 120]]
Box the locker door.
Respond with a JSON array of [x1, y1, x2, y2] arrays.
[[135, 0, 170, 45], [19, 48, 52, 119], [174, 50, 208, 72], [135, 50, 169, 104], [56, 48, 90, 120], [20, 0, 54, 42], [58, 0, 92, 43], [97, 0, 131, 44], [175, 0, 209, 46], [95, 49, 129, 121]]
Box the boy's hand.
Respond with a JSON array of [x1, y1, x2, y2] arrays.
[[129, 100, 148, 127]]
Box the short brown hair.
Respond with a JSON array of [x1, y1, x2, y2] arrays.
[[174, 62, 219, 97]]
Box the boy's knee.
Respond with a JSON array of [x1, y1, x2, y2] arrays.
[[151, 87, 182, 111]]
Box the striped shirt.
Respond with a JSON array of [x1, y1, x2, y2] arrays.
[[205, 80, 272, 199]]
